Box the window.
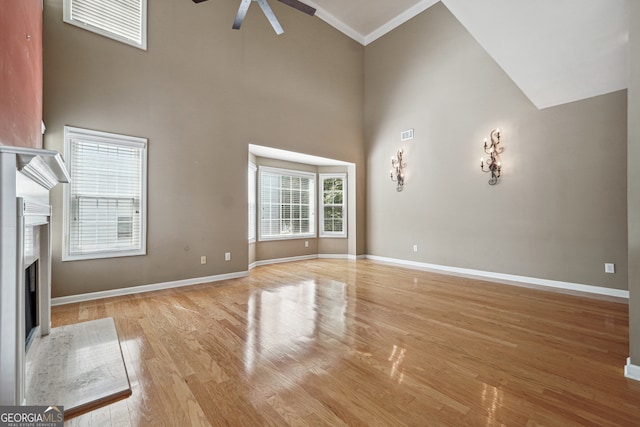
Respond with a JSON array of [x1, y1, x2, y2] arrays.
[[63, 0, 147, 50], [63, 126, 147, 261], [259, 167, 315, 240], [319, 174, 347, 238], [248, 162, 257, 243]]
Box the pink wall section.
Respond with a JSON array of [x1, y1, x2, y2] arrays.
[[0, 0, 43, 149]]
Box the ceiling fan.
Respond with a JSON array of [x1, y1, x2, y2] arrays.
[[193, 0, 316, 35]]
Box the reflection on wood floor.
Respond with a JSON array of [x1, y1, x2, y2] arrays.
[[53, 259, 640, 426]]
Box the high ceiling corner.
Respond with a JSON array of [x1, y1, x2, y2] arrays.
[[442, 0, 629, 109], [309, 0, 629, 109]]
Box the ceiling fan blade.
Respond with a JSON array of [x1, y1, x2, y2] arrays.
[[257, 0, 284, 35], [192, 0, 209, 3], [277, 0, 315, 16], [233, 0, 252, 30]]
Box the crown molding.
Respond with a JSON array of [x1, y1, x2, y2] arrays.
[[364, 0, 440, 45], [306, 1, 365, 44], [308, 0, 439, 46]]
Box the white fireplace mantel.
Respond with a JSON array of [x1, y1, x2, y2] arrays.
[[0, 146, 69, 405]]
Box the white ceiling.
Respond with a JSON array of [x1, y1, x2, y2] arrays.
[[305, 0, 629, 109]]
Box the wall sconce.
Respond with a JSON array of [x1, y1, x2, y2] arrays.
[[390, 149, 405, 192], [480, 128, 502, 185]]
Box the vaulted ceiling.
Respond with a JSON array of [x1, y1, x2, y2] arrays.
[[307, 0, 629, 109]]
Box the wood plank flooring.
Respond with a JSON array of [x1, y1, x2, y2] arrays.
[[52, 259, 640, 426]]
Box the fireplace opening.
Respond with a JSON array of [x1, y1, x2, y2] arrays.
[[25, 260, 38, 350]]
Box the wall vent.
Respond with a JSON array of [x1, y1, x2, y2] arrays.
[[401, 129, 414, 141]]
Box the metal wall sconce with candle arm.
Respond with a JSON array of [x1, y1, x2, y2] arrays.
[[480, 128, 502, 185], [390, 148, 405, 192]]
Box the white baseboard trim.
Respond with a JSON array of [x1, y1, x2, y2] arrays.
[[252, 255, 319, 268], [250, 253, 362, 268], [54, 256, 624, 306], [625, 358, 640, 381], [51, 271, 249, 306], [318, 254, 350, 260], [366, 255, 629, 300]]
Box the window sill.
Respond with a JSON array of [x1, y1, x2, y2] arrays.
[[62, 249, 146, 262], [258, 234, 316, 242]]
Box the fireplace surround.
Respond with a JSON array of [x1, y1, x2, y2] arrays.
[[0, 146, 69, 405]]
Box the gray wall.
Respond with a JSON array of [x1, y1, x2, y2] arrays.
[[43, 0, 630, 306], [364, 3, 628, 290], [43, 0, 365, 297], [629, 1, 640, 364]]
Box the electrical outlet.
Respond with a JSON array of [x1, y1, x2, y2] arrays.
[[305, 241, 309, 248], [200, 256, 206, 265], [413, 244, 418, 252], [225, 252, 231, 261], [605, 263, 615, 274]]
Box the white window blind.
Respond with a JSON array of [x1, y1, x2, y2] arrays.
[[259, 167, 315, 240], [63, 0, 147, 50], [63, 126, 147, 261], [319, 174, 347, 238], [248, 163, 257, 243]]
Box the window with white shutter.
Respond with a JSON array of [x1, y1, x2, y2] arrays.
[[63, 126, 147, 261], [63, 0, 147, 50], [259, 167, 315, 241]]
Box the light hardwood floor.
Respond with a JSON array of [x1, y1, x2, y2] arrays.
[[53, 259, 640, 426]]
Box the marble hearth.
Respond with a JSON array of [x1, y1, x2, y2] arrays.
[[0, 146, 69, 405]]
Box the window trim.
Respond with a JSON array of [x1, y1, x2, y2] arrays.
[[62, 126, 148, 261], [258, 166, 316, 242], [248, 162, 257, 243], [319, 173, 347, 238], [63, 0, 148, 50]]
